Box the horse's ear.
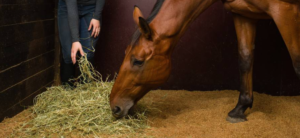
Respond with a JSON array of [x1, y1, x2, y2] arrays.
[[138, 17, 152, 40], [133, 6, 152, 40], [133, 5, 144, 25]]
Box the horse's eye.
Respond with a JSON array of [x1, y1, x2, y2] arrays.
[[133, 59, 144, 66]]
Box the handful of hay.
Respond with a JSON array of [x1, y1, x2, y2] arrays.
[[11, 56, 149, 137]]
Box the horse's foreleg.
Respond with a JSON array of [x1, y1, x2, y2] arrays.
[[270, 3, 300, 79], [227, 14, 257, 123]]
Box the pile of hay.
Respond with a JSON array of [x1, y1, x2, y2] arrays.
[[11, 56, 149, 137]]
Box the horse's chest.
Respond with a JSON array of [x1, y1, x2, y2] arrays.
[[223, 0, 271, 19]]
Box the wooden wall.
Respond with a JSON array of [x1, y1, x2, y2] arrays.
[[0, 0, 55, 121]]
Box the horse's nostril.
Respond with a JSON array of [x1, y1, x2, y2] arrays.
[[113, 106, 121, 115]]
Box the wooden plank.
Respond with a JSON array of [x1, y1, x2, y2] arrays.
[[0, 67, 54, 121], [0, 3, 54, 26], [0, 36, 54, 70], [0, 84, 50, 122], [0, 20, 54, 48], [0, 0, 52, 5], [0, 51, 54, 92], [53, 0, 61, 85], [0, 67, 54, 114]]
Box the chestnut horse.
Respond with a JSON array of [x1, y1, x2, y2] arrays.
[[110, 0, 300, 123]]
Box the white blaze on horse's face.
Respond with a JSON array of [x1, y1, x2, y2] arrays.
[[109, 6, 172, 119]]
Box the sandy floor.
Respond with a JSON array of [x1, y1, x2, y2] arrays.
[[1, 90, 300, 138]]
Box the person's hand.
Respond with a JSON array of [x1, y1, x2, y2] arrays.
[[89, 19, 101, 38], [71, 42, 85, 64]]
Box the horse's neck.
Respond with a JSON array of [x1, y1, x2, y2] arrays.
[[151, 0, 219, 45]]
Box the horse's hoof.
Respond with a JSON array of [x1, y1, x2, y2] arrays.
[[226, 116, 247, 123]]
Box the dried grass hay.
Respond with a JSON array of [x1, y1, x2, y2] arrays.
[[11, 56, 149, 137]]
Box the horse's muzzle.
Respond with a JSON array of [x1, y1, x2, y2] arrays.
[[112, 106, 122, 118]]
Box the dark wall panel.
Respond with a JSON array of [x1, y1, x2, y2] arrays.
[[94, 0, 300, 96], [53, 0, 61, 85], [0, 3, 54, 26], [0, 67, 54, 120], [0, 1, 55, 121], [0, 0, 49, 4], [0, 20, 54, 48], [0, 34, 54, 70], [0, 51, 54, 92]]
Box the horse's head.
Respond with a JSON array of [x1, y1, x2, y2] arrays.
[[109, 6, 172, 118]]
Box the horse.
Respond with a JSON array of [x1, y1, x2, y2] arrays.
[[109, 0, 300, 123]]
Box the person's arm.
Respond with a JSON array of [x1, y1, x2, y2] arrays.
[[65, 0, 84, 64], [93, 0, 105, 21], [89, 0, 105, 38], [65, 0, 80, 43]]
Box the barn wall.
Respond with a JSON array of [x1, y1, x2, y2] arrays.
[[54, 0, 61, 85], [0, 0, 55, 121], [94, 0, 300, 96]]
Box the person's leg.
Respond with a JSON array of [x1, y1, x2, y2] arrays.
[[58, 0, 75, 85]]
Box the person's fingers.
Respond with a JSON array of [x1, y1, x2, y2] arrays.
[[92, 26, 96, 37], [96, 27, 99, 37], [91, 28, 94, 37], [95, 29, 99, 38], [80, 48, 85, 56], [88, 22, 92, 31], [71, 50, 76, 64], [94, 26, 99, 37]]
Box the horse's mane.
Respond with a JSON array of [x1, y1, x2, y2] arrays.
[[130, 0, 165, 46]]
